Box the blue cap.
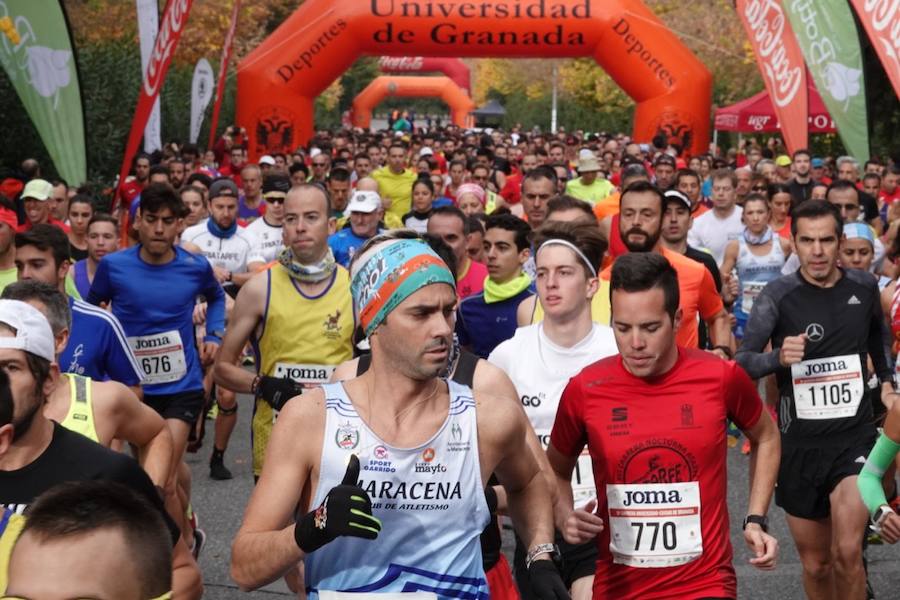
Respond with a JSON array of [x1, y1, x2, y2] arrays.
[[811, 158, 824, 168], [843, 222, 874, 245]]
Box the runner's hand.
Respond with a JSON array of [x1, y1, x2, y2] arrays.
[[293, 454, 381, 553], [200, 341, 219, 367], [880, 512, 900, 544], [778, 334, 807, 367], [561, 498, 604, 545], [744, 525, 778, 570], [192, 302, 207, 325], [257, 375, 305, 411], [213, 266, 231, 284], [528, 559, 570, 600]]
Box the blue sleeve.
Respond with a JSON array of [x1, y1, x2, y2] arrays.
[[455, 307, 471, 348], [329, 235, 349, 268], [86, 258, 112, 306], [99, 318, 143, 386], [201, 262, 226, 343]]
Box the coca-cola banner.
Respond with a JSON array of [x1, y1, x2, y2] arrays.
[[189, 58, 214, 143], [378, 56, 471, 94], [736, 0, 808, 153], [207, 0, 240, 149], [783, 0, 869, 160], [115, 0, 194, 209], [136, 0, 161, 153], [850, 0, 900, 101]]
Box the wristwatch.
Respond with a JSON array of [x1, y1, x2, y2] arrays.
[[873, 504, 894, 530], [525, 543, 560, 569], [742, 514, 768, 532]]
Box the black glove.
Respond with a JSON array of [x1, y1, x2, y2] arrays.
[[529, 559, 570, 600], [293, 454, 382, 553], [484, 485, 498, 515], [257, 375, 304, 411]]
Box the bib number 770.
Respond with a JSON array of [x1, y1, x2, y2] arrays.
[[631, 520, 678, 552]]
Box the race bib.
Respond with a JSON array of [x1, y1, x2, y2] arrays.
[[273, 362, 335, 384], [741, 281, 766, 314], [607, 481, 702, 568], [128, 330, 187, 385], [572, 450, 596, 505], [791, 354, 864, 420]]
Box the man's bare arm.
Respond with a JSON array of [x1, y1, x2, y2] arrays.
[[214, 273, 266, 394]]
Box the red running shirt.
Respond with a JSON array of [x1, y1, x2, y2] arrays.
[[551, 348, 763, 599]]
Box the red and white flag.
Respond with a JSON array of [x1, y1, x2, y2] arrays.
[[850, 0, 900, 101], [207, 0, 241, 149], [736, 0, 809, 153]]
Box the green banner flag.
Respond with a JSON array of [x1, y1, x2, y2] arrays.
[[782, 0, 869, 160], [0, 2, 86, 185]]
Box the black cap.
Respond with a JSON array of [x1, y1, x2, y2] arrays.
[[209, 178, 239, 200], [654, 154, 676, 167], [263, 174, 291, 197], [663, 189, 691, 209]]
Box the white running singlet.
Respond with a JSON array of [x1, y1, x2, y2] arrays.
[[489, 323, 618, 503], [305, 381, 489, 599], [245, 217, 284, 264]]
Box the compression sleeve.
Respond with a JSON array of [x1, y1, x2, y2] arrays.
[[857, 431, 900, 516], [735, 287, 782, 379], [202, 264, 226, 343], [86, 258, 112, 306]]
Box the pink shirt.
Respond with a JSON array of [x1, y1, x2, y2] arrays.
[[457, 259, 487, 299]]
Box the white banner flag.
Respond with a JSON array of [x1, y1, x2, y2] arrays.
[[190, 58, 215, 143], [136, 0, 161, 153]]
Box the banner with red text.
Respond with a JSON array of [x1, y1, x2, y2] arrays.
[[207, 0, 240, 149], [115, 0, 193, 208], [850, 0, 900, 101], [736, 0, 808, 153], [136, 0, 161, 153]]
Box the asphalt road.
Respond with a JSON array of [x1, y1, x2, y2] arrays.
[[188, 393, 900, 599]]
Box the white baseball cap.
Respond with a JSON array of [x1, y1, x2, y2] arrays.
[[259, 155, 276, 166], [0, 299, 55, 361], [419, 147, 434, 157], [347, 190, 381, 214]]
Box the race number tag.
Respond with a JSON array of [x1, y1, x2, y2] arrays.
[[791, 354, 864, 420], [273, 363, 335, 384], [607, 481, 702, 568], [128, 330, 187, 385], [741, 281, 767, 314], [572, 450, 596, 505]]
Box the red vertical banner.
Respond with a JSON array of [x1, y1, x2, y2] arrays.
[[736, 0, 809, 154], [207, 0, 241, 150], [115, 0, 194, 214], [850, 0, 900, 101]]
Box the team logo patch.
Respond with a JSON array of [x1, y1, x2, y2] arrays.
[[314, 499, 328, 530], [422, 447, 436, 462], [805, 322, 825, 342], [323, 310, 342, 338], [374, 445, 389, 459], [336, 421, 360, 450]]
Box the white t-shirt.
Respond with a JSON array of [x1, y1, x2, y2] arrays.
[[687, 205, 744, 267], [245, 216, 284, 265], [181, 221, 255, 274], [489, 322, 618, 503]]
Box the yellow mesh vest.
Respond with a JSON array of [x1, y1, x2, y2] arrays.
[[251, 265, 354, 475], [59, 374, 99, 443], [0, 508, 24, 594]]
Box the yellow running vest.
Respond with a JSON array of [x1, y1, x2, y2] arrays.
[[0, 508, 24, 594], [251, 265, 354, 475], [531, 278, 611, 326], [59, 374, 99, 443]]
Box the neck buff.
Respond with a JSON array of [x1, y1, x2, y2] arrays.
[[278, 247, 337, 283], [743, 226, 772, 246], [207, 217, 237, 239], [351, 238, 456, 337], [483, 272, 532, 304]]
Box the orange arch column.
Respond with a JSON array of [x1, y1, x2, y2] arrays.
[[351, 76, 474, 129], [237, 0, 711, 157]]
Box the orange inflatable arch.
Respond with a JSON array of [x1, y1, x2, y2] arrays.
[[352, 76, 475, 129], [237, 0, 712, 157]]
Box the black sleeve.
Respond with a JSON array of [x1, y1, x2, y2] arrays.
[[866, 281, 895, 382], [735, 286, 783, 379], [860, 191, 879, 222], [702, 254, 723, 293]]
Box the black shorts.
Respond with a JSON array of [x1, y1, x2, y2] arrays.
[[513, 530, 597, 598], [775, 432, 877, 520], [144, 390, 205, 424]]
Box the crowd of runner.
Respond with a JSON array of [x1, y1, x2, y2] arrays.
[[1, 122, 900, 600]]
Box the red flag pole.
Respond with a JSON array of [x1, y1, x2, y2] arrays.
[[207, 0, 241, 151]]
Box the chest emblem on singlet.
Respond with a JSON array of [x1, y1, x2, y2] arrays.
[[323, 310, 343, 338], [616, 438, 699, 484], [805, 322, 825, 342], [336, 421, 359, 450], [447, 422, 470, 452]]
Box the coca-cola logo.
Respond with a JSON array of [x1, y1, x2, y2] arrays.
[[379, 56, 425, 71], [855, 0, 900, 72], [747, 115, 772, 130], [743, 0, 802, 107], [143, 0, 192, 97]]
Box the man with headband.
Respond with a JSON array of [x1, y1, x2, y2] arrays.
[[214, 184, 354, 483], [490, 221, 618, 599], [232, 233, 570, 599]]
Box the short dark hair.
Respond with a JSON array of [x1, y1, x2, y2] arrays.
[[546, 195, 596, 222], [88, 212, 119, 230], [610, 252, 680, 320], [711, 167, 737, 188], [742, 192, 770, 211], [466, 214, 486, 235], [674, 168, 700, 188], [422, 233, 458, 277], [148, 164, 169, 179], [826, 179, 861, 203], [413, 176, 435, 196], [534, 220, 607, 278], [139, 182, 182, 216], [185, 172, 212, 189], [15, 224, 70, 268], [430, 205, 469, 234], [522, 165, 558, 192], [792, 148, 811, 160], [327, 167, 351, 183], [289, 162, 309, 177], [20, 481, 172, 599], [485, 213, 531, 251], [620, 180, 665, 212], [67, 194, 93, 212], [2, 279, 72, 335], [791, 199, 842, 238]]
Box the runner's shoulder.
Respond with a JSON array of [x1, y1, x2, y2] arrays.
[[843, 267, 880, 291], [71, 298, 122, 328], [758, 271, 804, 302]]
